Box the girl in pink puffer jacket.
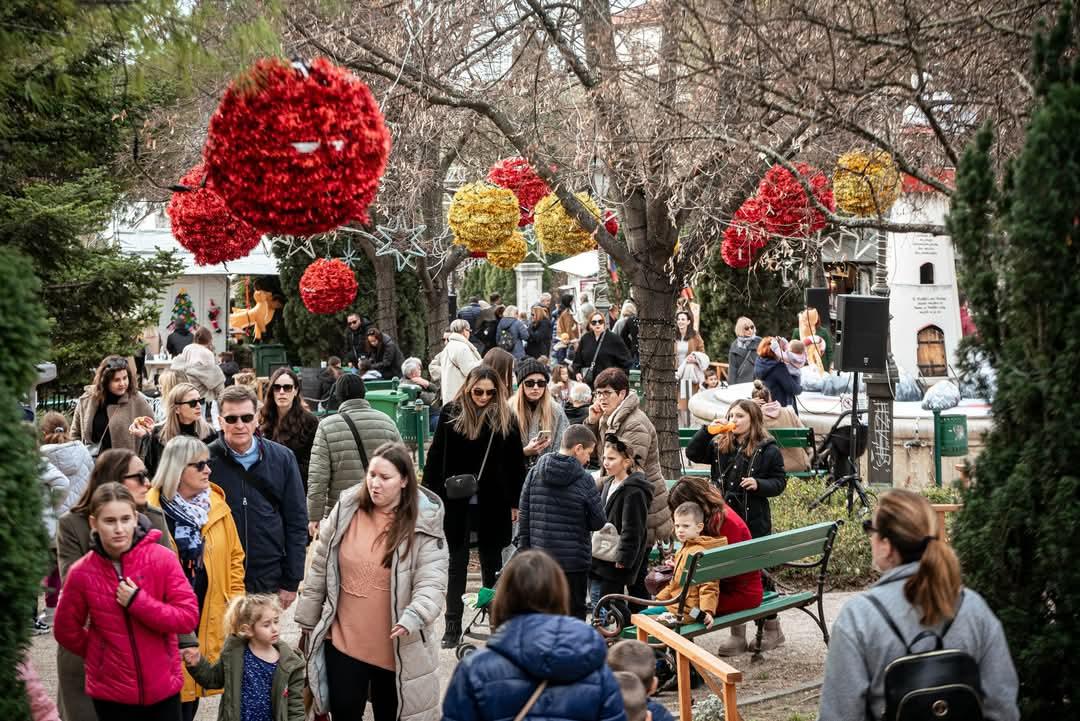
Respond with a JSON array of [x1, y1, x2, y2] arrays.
[[54, 482, 199, 721]]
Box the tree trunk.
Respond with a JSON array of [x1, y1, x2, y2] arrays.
[[423, 273, 451, 361], [358, 237, 399, 340], [633, 273, 681, 479]]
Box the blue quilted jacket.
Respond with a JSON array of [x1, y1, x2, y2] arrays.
[[441, 613, 627, 721]]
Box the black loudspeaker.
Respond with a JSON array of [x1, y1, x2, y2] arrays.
[[804, 287, 831, 325], [836, 295, 889, 373]]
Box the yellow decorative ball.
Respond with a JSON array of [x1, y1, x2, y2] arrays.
[[534, 192, 602, 256], [833, 150, 902, 216], [448, 182, 520, 252], [487, 231, 527, 270]]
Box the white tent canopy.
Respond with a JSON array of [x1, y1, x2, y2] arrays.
[[116, 228, 279, 276], [548, 250, 598, 278]]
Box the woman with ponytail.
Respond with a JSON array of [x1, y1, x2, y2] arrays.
[[819, 489, 1019, 721]]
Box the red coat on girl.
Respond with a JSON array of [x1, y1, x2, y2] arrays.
[[706, 507, 764, 615], [54, 520, 199, 706]]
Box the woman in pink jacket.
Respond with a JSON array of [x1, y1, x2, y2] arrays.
[[54, 482, 199, 721]]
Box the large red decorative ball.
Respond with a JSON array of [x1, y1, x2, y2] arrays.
[[299, 259, 358, 314], [167, 164, 262, 266], [205, 57, 391, 236], [487, 157, 550, 226], [721, 236, 755, 269], [722, 196, 769, 253], [757, 162, 834, 238]]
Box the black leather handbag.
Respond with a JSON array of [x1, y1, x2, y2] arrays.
[[444, 430, 495, 500]]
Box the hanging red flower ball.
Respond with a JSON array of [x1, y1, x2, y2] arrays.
[[487, 157, 550, 226], [602, 210, 619, 236], [167, 165, 262, 266], [757, 162, 834, 238], [205, 57, 391, 237], [721, 236, 756, 268], [299, 258, 358, 314], [722, 195, 769, 252]]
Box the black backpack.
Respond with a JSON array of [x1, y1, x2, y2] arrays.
[[867, 592, 983, 721], [498, 324, 516, 352]]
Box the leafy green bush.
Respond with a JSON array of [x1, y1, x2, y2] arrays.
[[769, 478, 875, 590]]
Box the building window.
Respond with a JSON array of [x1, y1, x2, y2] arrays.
[[917, 325, 947, 377], [919, 262, 935, 284]]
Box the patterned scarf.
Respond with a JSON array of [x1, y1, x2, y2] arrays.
[[161, 489, 210, 585]]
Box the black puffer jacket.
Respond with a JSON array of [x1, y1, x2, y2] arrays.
[[590, 471, 653, 585], [685, 429, 787, 538], [363, 333, 405, 380], [518, 452, 606, 573]]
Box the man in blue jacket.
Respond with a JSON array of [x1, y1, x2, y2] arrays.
[[517, 424, 606, 619], [209, 384, 307, 609]]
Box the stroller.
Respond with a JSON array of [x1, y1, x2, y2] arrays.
[[455, 586, 496, 660]]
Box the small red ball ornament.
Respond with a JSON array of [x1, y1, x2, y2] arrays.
[[602, 210, 619, 236], [205, 57, 391, 236], [487, 157, 550, 226], [299, 258, 358, 314], [167, 164, 262, 266], [757, 162, 834, 238]]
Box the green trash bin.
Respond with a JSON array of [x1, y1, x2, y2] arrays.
[[938, 414, 969, 456], [252, 344, 288, 378], [367, 389, 407, 421], [398, 400, 430, 467]]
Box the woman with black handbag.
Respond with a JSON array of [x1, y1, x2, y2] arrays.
[[422, 365, 526, 649], [574, 311, 632, 387]]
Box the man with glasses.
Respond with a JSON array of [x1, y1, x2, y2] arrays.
[[207, 385, 307, 609], [343, 312, 373, 368]]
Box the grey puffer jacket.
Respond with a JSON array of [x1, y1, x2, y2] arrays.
[[295, 485, 448, 721], [819, 562, 1019, 721], [307, 398, 402, 522], [590, 391, 672, 544], [41, 440, 94, 517]]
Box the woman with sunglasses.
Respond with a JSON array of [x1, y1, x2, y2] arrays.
[[149, 436, 245, 721], [422, 365, 526, 649], [512, 358, 569, 467], [55, 449, 177, 721], [72, 355, 154, 455], [573, 311, 632, 387], [131, 382, 216, 478], [258, 367, 319, 492]]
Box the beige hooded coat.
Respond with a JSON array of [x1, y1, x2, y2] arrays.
[[295, 484, 448, 721]]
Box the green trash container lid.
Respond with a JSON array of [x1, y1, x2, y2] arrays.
[[366, 389, 407, 420], [938, 414, 969, 456]]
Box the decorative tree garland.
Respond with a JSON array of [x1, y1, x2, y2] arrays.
[[757, 161, 834, 238], [833, 150, 902, 216], [487, 231, 527, 269], [167, 164, 262, 266], [533, 191, 602, 256], [299, 258, 358, 314], [204, 57, 391, 237], [447, 182, 520, 251], [487, 157, 550, 226]]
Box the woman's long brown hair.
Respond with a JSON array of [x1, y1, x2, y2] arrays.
[[716, 399, 770, 457], [668, 475, 727, 528], [258, 367, 314, 446], [875, 489, 962, 625], [454, 365, 514, 440], [490, 550, 570, 628], [89, 355, 138, 403], [71, 449, 138, 515], [355, 442, 420, 568], [513, 373, 557, 443]]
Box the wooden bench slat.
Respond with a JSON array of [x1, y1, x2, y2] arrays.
[[686, 538, 831, 583], [621, 591, 816, 641]]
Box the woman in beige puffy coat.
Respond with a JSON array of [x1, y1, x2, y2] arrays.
[[751, 380, 810, 472], [296, 442, 448, 721]]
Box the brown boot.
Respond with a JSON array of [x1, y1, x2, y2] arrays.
[[758, 618, 786, 651], [713, 624, 747, 656]]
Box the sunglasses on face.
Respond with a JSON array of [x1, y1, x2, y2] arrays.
[[106, 357, 129, 370], [123, 470, 151, 485], [470, 388, 497, 398], [271, 383, 296, 393], [590, 319, 605, 326], [862, 519, 880, 536], [187, 460, 210, 472], [522, 379, 548, 389], [222, 414, 256, 425], [177, 398, 202, 409]]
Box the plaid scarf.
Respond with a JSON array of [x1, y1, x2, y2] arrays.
[[161, 489, 210, 585]]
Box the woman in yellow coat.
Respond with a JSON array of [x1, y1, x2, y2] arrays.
[[149, 435, 246, 721]]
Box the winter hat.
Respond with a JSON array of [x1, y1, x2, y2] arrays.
[[334, 372, 367, 402], [515, 357, 551, 384]]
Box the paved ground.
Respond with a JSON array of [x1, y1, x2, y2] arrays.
[[27, 576, 850, 720]]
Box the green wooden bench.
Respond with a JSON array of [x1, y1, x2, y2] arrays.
[[678, 427, 711, 477], [768, 427, 824, 480], [594, 520, 842, 658]]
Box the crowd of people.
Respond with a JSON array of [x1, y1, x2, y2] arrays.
[[22, 293, 1019, 721]]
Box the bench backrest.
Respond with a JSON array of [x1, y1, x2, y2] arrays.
[[679, 427, 697, 448], [769, 426, 812, 449], [678, 521, 838, 586]]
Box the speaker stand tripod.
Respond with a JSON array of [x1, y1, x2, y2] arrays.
[[808, 371, 876, 516]]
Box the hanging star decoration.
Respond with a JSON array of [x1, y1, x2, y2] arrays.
[[350, 219, 429, 271], [338, 233, 360, 269], [273, 235, 317, 260]]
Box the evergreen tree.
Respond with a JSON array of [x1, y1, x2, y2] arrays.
[[0, 249, 50, 718], [949, 6, 1080, 717]]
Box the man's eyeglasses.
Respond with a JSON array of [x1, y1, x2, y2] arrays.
[[862, 519, 880, 536], [177, 398, 202, 409], [522, 379, 548, 389], [271, 383, 296, 393], [470, 388, 497, 398], [123, 470, 151, 485], [186, 460, 210, 472], [222, 413, 256, 425], [348, 319, 361, 326]]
